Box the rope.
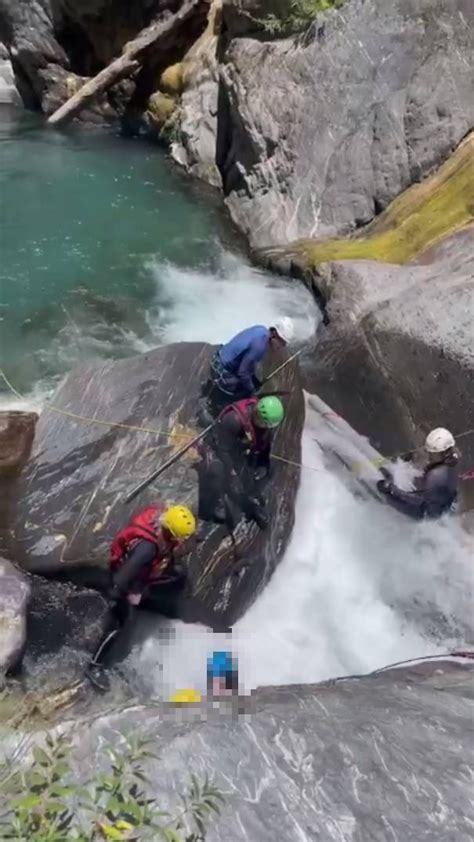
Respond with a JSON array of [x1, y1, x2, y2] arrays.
[[0, 370, 197, 445], [314, 405, 474, 475], [1, 368, 474, 480]]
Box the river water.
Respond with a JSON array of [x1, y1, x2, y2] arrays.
[[1, 107, 472, 698]]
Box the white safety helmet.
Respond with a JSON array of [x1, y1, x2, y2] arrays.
[[273, 316, 295, 344], [424, 427, 455, 454]]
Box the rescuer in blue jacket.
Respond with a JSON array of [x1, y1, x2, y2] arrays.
[[205, 318, 294, 410]]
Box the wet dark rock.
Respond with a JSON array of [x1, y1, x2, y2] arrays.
[[305, 228, 474, 475], [10, 342, 303, 627], [0, 0, 210, 117], [214, 0, 474, 247], [0, 411, 38, 476], [0, 557, 30, 675], [21, 575, 109, 689]]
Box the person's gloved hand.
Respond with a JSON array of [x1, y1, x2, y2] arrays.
[[379, 465, 393, 481], [377, 478, 393, 495]]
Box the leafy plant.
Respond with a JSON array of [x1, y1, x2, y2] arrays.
[[0, 732, 225, 841], [254, 0, 347, 36]]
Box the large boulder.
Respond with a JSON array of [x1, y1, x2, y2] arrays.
[[305, 226, 474, 477], [9, 342, 303, 627], [213, 0, 474, 248], [21, 575, 110, 691], [0, 41, 20, 103], [0, 558, 30, 676], [3, 658, 473, 840], [0, 411, 37, 476]]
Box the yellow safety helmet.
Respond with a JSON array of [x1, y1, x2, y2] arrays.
[[162, 505, 196, 540], [170, 688, 202, 704]]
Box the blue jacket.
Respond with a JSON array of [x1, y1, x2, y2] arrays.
[[218, 325, 269, 394], [207, 651, 236, 678]]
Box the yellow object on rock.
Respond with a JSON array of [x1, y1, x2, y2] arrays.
[[170, 688, 202, 704]]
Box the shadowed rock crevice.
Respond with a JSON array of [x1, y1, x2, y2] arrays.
[[0, 0, 211, 121]]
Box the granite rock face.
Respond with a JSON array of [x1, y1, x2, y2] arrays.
[[0, 557, 30, 675], [0, 40, 20, 103], [170, 0, 222, 186], [214, 0, 474, 247], [9, 342, 303, 627], [305, 227, 474, 473], [8, 658, 472, 841]]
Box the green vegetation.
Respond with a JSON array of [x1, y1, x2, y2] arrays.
[[256, 0, 346, 35], [0, 731, 224, 841], [293, 132, 474, 267]]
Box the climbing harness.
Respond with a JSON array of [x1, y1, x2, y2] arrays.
[[123, 350, 304, 503]]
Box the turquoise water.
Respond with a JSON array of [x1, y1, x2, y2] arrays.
[[0, 108, 317, 407]]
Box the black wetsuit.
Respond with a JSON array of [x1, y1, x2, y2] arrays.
[[197, 410, 273, 529], [380, 457, 459, 520]]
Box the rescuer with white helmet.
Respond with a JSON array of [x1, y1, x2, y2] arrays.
[[377, 427, 459, 519]]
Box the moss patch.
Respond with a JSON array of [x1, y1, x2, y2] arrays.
[[160, 62, 184, 95], [146, 91, 177, 129], [294, 133, 474, 267]]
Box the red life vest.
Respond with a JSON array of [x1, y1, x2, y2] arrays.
[[110, 504, 177, 583], [219, 397, 269, 453]]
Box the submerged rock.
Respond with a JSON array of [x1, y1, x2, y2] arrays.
[[214, 0, 474, 247], [10, 342, 303, 627], [305, 226, 474, 474], [0, 558, 30, 676]]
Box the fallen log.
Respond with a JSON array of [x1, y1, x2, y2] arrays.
[[47, 0, 202, 127]]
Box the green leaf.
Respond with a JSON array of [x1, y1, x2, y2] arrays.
[[50, 786, 75, 798], [33, 746, 52, 766], [99, 824, 125, 840], [12, 794, 42, 810], [45, 800, 68, 814], [163, 830, 182, 842]]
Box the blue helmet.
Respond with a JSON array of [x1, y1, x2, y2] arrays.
[[207, 651, 236, 678]]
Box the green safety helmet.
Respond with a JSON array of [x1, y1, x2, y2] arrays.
[[254, 396, 285, 428]]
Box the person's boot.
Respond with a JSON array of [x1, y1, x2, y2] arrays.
[[246, 497, 269, 530]]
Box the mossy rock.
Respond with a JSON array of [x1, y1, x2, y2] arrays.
[[289, 132, 474, 268], [146, 92, 177, 130], [160, 62, 184, 95]]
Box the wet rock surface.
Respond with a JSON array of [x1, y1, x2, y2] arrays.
[[214, 0, 474, 247], [0, 557, 30, 676], [6, 658, 472, 841], [10, 342, 303, 627], [0, 410, 38, 475], [21, 575, 109, 690], [305, 227, 474, 474], [170, 0, 222, 186]]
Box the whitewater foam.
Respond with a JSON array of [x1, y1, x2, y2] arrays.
[[147, 250, 318, 345], [133, 403, 473, 698]]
